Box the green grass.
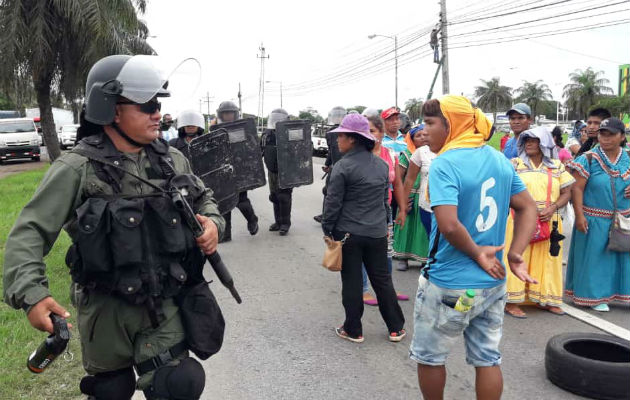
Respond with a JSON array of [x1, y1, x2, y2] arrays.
[[0, 167, 84, 399]]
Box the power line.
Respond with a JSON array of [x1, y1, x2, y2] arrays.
[[449, 0, 574, 25]]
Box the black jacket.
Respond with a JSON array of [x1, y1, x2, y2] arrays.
[[322, 147, 389, 238]]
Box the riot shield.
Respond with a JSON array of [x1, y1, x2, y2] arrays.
[[209, 118, 266, 192], [189, 129, 238, 214], [275, 120, 314, 189]]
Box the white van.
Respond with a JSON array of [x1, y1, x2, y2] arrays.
[[58, 124, 79, 150], [0, 118, 41, 163]]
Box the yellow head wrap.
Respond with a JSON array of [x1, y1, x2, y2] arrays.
[[436, 95, 493, 156]]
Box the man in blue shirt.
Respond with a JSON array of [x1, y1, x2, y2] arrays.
[[380, 107, 408, 157], [409, 96, 537, 400], [502, 103, 532, 159]]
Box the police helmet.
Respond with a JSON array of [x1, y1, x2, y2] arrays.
[[216, 101, 240, 123], [267, 108, 289, 129], [398, 112, 411, 133], [362, 108, 379, 118], [327, 106, 346, 125], [84, 55, 170, 125], [177, 109, 205, 131]]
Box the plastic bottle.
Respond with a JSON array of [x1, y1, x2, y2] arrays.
[[454, 289, 475, 313]]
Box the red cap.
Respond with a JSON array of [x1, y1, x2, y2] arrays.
[[380, 107, 400, 120]]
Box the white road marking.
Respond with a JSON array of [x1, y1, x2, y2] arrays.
[[561, 303, 630, 341]]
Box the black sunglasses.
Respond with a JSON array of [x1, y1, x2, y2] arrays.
[[117, 100, 161, 114]]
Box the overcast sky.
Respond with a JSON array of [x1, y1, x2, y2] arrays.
[[144, 0, 630, 118]]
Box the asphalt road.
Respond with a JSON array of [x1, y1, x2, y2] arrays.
[[198, 155, 629, 400]]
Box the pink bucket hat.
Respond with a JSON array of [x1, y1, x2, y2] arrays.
[[330, 114, 375, 141]]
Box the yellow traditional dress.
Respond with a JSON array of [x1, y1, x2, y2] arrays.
[[504, 158, 575, 306]]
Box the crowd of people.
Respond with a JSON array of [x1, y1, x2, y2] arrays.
[[2, 52, 628, 400], [316, 97, 628, 399]]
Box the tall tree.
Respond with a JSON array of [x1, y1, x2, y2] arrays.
[[0, 0, 153, 161], [474, 77, 513, 124], [404, 97, 423, 123], [514, 80, 552, 118], [563, 67, 613, 120]]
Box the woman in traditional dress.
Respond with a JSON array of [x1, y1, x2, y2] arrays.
[[503, 127, 575, 318]]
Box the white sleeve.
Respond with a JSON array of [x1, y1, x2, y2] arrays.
[[409, 148, 423, 167]]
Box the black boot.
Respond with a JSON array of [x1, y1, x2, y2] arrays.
[[278, 190, 292, 236], [269, 196, 281, 231], [220, 211, 232, 243], [237, 192, 258, 235]]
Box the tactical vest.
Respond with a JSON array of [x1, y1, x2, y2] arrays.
[[65, 133, 205, 324]]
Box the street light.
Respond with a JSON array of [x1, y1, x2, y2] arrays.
[[368, 33, 398, 108], [265, 80, 283, 109]]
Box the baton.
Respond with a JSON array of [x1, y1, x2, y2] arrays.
[[171, 191, 242, 304]]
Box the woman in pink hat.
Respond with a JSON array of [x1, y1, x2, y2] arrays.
[[322, 114, 406, 344]]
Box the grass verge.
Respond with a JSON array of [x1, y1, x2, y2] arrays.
[[0, 166, 84, 399]]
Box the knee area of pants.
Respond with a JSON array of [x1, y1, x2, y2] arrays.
[[80, 367, 135, 399], [144, 357, 205, 400]]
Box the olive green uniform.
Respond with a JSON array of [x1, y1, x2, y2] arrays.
[[3, 137, 224, 388]]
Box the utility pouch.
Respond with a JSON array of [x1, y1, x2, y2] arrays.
[[175, 282, 225, 360]]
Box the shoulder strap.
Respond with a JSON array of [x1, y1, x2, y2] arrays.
[[73, 134, 125, 193], [73, 145, 166, 194], [545, 167, 552, 207]]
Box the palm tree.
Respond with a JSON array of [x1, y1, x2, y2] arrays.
[[0, 0, 153, 161], [474, 77, 513, 124], [563, 67, 613, 120], [514, 80, 552, 118], [404, 97, 423, 123]]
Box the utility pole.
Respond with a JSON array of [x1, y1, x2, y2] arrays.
[[202, 91, 213, 119], [394, 35, 398, 108], [257, 44, 270, 131], [238, 82, 242, 113], [439, 0, 450, 94]]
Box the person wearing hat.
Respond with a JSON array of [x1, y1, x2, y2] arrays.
[[2, 55, 224, 399], [169, 109, 206, 158], [503, 103, 532, 159], [380, 107, 408, 157], [409, 95, 537, 400], [566, 117, 630, 312], [160, 113, 178, 141], [322, 113, 406, 344]]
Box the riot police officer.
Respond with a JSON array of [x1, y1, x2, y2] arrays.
[[169, 109, 206, 159], [211, 100, 239, 125], [212, 100, 259, 242], [314, 106, 346, 223], [261, 108, 292, 235], [2, 55, 224, 400]]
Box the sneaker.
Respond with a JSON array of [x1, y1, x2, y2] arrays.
[[591, 303, 610, 312], [313, 214, 323, 223], [335, 326, 364, 343], [389, 329, 406, 342], [269, 223, 280, 232]]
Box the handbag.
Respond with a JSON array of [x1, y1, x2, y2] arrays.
[[322, 233, 350, 271], [606, 174, 630, 252], [530, 167, 553, 243]]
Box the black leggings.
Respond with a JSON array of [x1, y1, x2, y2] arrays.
[[334, 231, 404, 337]]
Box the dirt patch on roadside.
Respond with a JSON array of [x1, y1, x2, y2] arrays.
[[0, 154, 50, 179]]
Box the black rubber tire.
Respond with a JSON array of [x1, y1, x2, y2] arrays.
[[545, 332, 630, 400], [32, 156, 40, 162]]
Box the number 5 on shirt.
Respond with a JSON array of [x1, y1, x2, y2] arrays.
[[476, 178, 498, 232]]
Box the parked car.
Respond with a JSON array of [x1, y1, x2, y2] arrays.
[[58, 124, 79, 149], [0, 118, 41, 163], [311, 124, 329, 156]]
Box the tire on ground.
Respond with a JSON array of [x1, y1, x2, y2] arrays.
[[545, 332, 630, 400]]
